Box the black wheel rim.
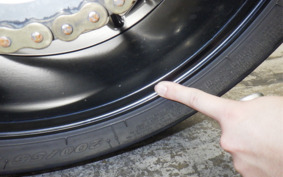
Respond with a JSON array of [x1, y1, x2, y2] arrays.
[[0, 0, 268, 136]]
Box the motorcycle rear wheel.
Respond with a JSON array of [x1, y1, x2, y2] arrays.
[[0, 0, 282, 175]]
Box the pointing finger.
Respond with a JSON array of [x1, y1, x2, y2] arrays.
[[154, 81, 239, 123]]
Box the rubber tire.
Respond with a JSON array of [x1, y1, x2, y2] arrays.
[[0, 0, 282, 175]]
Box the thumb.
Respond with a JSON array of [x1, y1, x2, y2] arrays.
[[154, 81, 238, 123]]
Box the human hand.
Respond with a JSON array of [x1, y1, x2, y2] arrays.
[[154, 81, 283, 177]]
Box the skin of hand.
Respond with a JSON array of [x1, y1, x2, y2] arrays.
[[154, 81, 283, 177]]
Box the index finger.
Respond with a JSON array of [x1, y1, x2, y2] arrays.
[[154, 81, 238, 124]]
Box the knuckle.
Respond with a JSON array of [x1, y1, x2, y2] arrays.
[[220, 134, 244, 154], [233, 159, 241, 172], [220, 135, 235, 152], [220, 136, 230, 152], [232, 158, 246, 175], [221, 106, 237, 120], [220, 102, 243, 122]]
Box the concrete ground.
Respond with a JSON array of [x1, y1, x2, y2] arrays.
[[28, 44, 283, 177]]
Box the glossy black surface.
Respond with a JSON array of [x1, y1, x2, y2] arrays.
[[0, 0, 263, 132]]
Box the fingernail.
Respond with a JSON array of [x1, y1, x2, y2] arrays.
[[155, 83, 167, 97]]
